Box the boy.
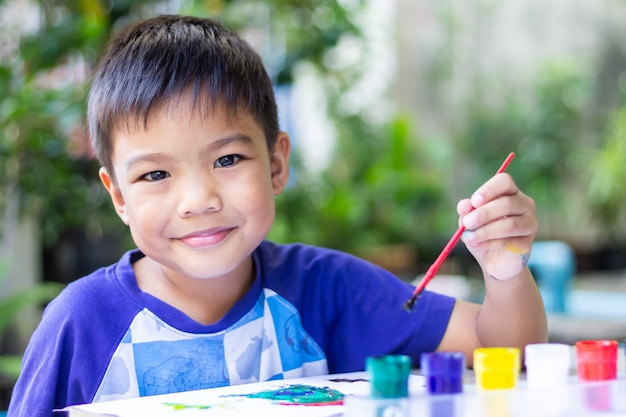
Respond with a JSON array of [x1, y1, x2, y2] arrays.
[[8, 15, 546, 417]]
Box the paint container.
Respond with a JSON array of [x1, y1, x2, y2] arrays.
[[473, 347, 520, 390], [575, 339, 618, 381], [473, 349, 520, 417], [420, 351, 465, 394], [344, 355, 411, 417], [419, 352, 465, 417], [524, 343, 571, 388], [525, 343, 571, 417], [366, 354, 412, 399]]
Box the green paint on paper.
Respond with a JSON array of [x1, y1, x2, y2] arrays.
[[162, 384, 345, 410], [228, 384, 345, 406], [163, 402, 212, 410], [163, 399, 238, 411]]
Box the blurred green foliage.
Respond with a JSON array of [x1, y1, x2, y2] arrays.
[[453, 56, 626, 243], [455, 60, 589, 225], [587, 107, 626, 241], [0, 0, 155, 247], [0, 259, 63, 380], [2, 0, 626, 272], [270, 114, 448, 254]]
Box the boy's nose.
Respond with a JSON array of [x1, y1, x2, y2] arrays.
[[177, 175, 222, 216]]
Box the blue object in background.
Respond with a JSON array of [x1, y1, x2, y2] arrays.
[[528, 241, 576, 313]]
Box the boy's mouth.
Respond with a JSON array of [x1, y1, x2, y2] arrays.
[[179, 227, 234, 248]]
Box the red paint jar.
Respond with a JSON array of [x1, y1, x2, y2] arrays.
[[575, 339, 618, 381]]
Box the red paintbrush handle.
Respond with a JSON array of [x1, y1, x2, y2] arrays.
[[412, 226, 465, 294], [410, 152, 515, 298]]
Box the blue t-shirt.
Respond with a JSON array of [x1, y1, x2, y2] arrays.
[[7, 241, 454, 416]]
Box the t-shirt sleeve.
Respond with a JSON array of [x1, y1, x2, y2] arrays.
[[333, 269, 454, 371], [293, 247, 456, 373], [8, 293, 87, 417], [7, 269, 137, 417], [263, 245, 455, 373]]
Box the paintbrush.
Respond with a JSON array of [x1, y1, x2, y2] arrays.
[[403, 152, 516, 312]]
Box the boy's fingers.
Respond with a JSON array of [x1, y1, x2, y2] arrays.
[[462, 212, 537, 246], [456, 198, 474, 216], [470, 173, 518, 208], [462, 194, 534, 230]]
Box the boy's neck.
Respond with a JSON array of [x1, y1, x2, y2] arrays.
[[132, 255, 255, 325]]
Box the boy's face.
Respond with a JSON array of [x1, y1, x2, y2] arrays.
[[99, 99, 290, 282]]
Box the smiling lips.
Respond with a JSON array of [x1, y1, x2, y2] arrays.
[[179, 227, 233, 248]]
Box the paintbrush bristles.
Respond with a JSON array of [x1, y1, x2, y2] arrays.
[[403, 296, 417, 312]]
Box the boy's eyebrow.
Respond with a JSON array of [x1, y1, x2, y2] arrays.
[[207, 133, 254, 152], [125, 153, 170, 170], [124, 133, 255, 169]]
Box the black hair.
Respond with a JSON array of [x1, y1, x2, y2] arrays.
[[87, 15, 279, 180]]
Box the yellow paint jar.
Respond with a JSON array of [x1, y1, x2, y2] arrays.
[[473, 347, 520, 390]]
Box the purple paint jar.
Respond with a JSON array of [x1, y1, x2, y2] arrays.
[[420, 351, 466, 395]]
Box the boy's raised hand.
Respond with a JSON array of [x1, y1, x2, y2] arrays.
[[457, 173, 538, 281]]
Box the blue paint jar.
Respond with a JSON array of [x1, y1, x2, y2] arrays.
[[420, 351, 465, 395]]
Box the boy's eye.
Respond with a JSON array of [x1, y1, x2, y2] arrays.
[[215, 154, 241, 168], [141, 171, 169, 181]]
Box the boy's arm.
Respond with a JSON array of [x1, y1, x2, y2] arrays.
[[435, 172, 548, 365], [7, 316, 66, 417], [437, 268, 547, 366]]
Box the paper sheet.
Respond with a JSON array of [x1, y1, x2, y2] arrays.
[[64, 372, 427, 417]]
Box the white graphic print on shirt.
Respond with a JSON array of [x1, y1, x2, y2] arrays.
[[93, 288, 328, 402]]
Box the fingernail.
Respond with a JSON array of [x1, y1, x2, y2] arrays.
[[462, 230, 476, 242], [463, 213, 477, 229], [471, 194, 484, 207]]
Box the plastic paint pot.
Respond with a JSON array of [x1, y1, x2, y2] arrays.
[[420, 351, 465, 395], [524, 343, 571, 388], [366, 354, 412, 399], [473, 347, 520, 390], [575, 339, 618, 381]]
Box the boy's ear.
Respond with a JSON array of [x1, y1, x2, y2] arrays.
[[270, 132, 291, 195], [99, 167, 129, 225]]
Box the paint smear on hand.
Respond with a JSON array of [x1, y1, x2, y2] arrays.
[[505, 242, 530, 265]]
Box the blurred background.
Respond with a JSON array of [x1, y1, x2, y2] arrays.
[[1, 0, 626, 408]]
